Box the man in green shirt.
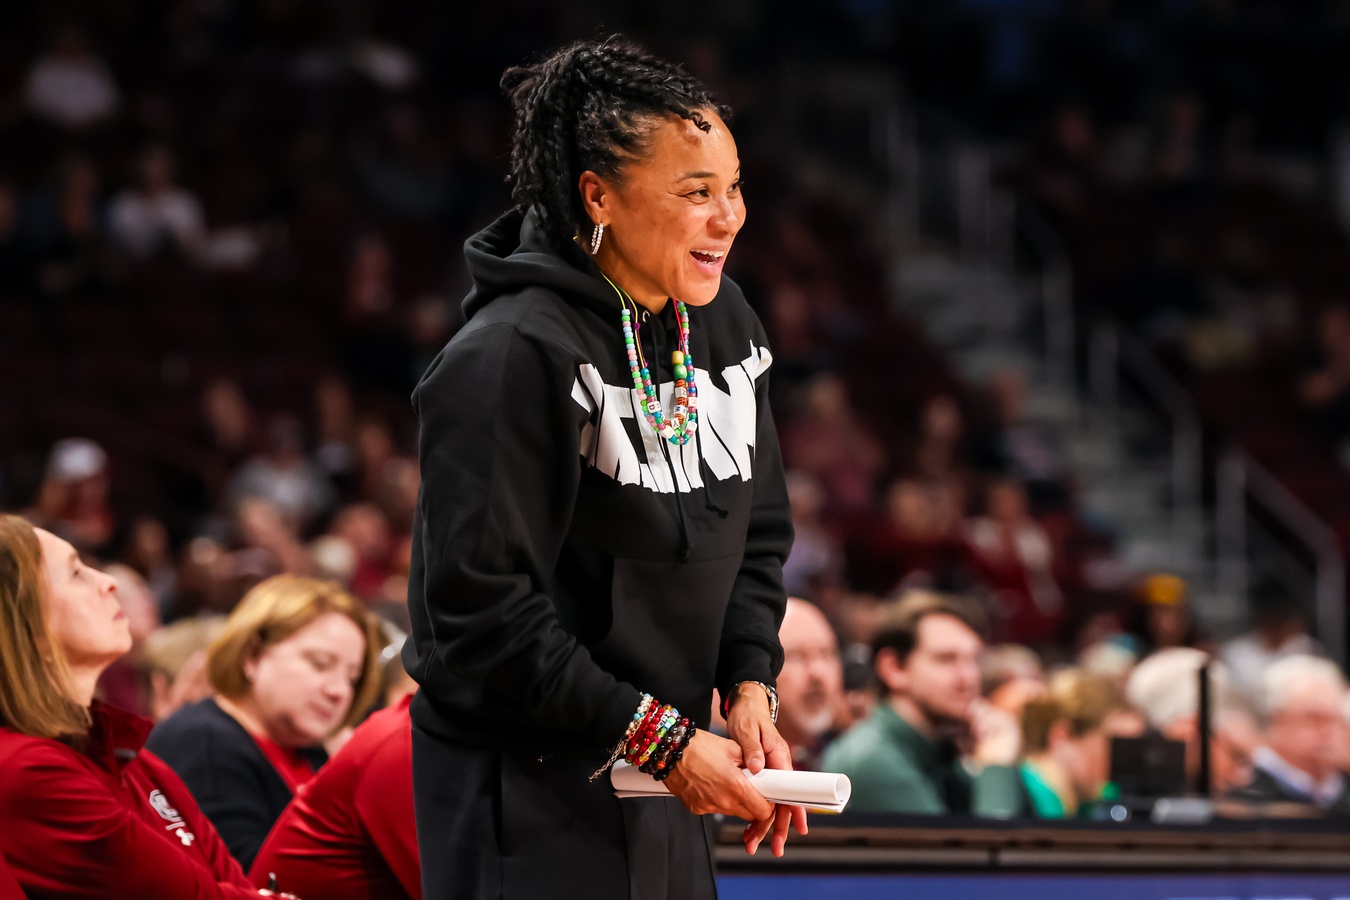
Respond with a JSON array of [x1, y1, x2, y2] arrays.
[[822, 592, 1023, 816]]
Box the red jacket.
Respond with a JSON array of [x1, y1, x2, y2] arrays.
[[0, 702, 265, 899], [249, 695, 419, 900]]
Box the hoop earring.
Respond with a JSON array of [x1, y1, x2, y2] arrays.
[[590, 223, 604, 256]]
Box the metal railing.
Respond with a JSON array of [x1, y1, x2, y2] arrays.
[[1217, 449, 1347, 664]]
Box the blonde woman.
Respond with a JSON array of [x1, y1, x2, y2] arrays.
[[0, 514, 286, 898], [147, 574, 382, 870]]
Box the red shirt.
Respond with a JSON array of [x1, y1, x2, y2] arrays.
[[250, 733, 316, 795], [249, 695, 419, 900], [0, 702, 265, 899]]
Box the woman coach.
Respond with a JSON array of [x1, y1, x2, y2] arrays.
[[403, 34, 804, 899]]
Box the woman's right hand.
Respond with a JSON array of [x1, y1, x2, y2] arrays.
[[661, 730, 775, 822]]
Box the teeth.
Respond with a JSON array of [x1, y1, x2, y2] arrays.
[[692, 250, 724, 260]]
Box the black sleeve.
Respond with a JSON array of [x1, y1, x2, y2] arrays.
[[146, 720, 281, 871], [715, 346, 794, 701], [412, 321, 641, 747]]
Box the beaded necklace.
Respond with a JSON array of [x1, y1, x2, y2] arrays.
[[602, 273, 699, 445]]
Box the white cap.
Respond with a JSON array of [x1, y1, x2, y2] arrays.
[[45, 437, 107, 482]]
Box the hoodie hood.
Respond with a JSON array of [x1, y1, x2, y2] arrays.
[[463, 207, 621, 322]]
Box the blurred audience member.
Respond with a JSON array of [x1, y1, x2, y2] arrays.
[[123, 516, 178, 615], [0, 515, 271, 898], [981, 643, 1046, 719], [147, 575, 382, 869], [25, 438, 115, 554], [982, 368, 1071, 512], [233, 498, 311, 578], [31, 160, 105, 302], [1230, 656, 1350, 813], [1019, 670, 1144, 818], [314, 375, 359, 489], [22, 27, 120, 131], [328, 504, 393, 601], [1299, 306, 1350, 440], [200, 379, 258, 474], [249, 694, 419, 900], [108, 145, 205, 260], [781, 472, 844, 596], [823, 592, 1022, 816], [1126, 573, 1203, 655], [1221, 585, 1323, 699], [781, 374, 885, 513], [142, 616, 228, 722], [226, 416, 336, 532], [964, 478, 1062, 646], [851, 478, 969, 595], [776, 598, 847, 771], [1127, 648, 1258, 796]]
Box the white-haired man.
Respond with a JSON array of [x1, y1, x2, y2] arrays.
[[1126, 647, 1259, 795], [1229, 655, 1350, 811], [775, 598, 847, 771]]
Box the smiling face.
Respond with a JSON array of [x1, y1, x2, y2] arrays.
[[243, 610, 367, 748], [36, 528, 132, 672], [581, 111, 745, 311]]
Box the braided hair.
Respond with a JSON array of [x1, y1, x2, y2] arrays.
[[501, 35, 732, 249]]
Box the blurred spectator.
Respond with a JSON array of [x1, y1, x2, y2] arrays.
[[234, 497, 312, 579], [781, 472, 844, 596], [32, 157, 106, 302], [981, 643, 1046, 719], [780, 374, 885, 513], [142, 615, 228, 722], [823, 592, 1022, 816], [1300, 306, 1350, 441], [851, 478, 970, 595], [0, 516, 266, 898], [1127, 648, 1259, 796], [964, 478, 1062, 646], [1221, 584, 1324, 699], [327, 504, 393, 601], [1019, 670, 1144, 819], [314, 375, 359, 489], [25, 438, 115, 554], [122, 516, 178, 615], [248, 695, 420, 900], [1126, 573, 1203, 655], [776, 598, 847, 771], [1230, 656, 1350, 813], [980, 369, 1071, 512], [200, 379, 258, 474], [226, 416, 336, 532], [147, 575, 382, 869], [22, 26, 120, 131], [108, 145, 205, 261]]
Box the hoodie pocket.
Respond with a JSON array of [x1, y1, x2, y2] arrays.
[[587, 552, 742, 723]]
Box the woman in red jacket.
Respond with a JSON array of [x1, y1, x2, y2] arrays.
[[0, 514, 291, 899]]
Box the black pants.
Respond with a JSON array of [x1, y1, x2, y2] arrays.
[[411, 724, 719, 900]]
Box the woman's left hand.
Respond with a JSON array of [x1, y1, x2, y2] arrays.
[[724, 683, 809, 857]]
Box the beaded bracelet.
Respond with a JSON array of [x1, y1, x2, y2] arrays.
[[588, 695, 696, 784], [588, 693, 654, 782], [651, 722, 696, 782]]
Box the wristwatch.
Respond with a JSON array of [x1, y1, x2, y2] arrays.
[[724, 681, 779, 723]]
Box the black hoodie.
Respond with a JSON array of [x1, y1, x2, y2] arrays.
[[403, 208, 793, 755]]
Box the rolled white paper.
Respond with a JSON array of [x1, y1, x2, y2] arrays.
[[610, 761, 852, 813]]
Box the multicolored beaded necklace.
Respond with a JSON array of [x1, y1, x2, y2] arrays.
[[602, 273, 699, 445]]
